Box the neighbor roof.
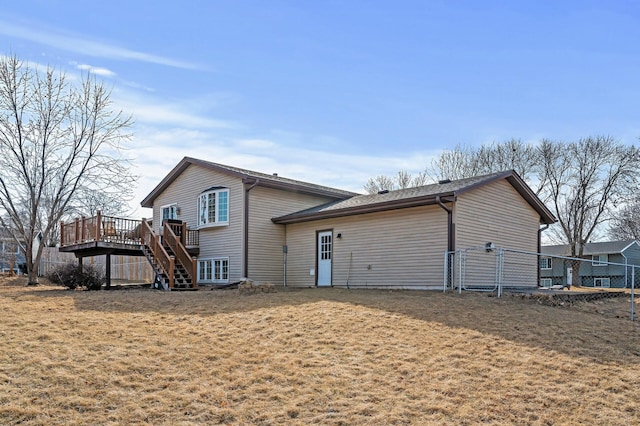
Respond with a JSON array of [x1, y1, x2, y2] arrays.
[[141, 157, 357, 208], [273, 170, 557, 224], [542, 240, 639, 256]]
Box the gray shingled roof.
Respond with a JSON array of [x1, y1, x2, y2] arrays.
[[542, 240, 639, 256], [141, 157, 357, 207], [273, 170, 557, 224]]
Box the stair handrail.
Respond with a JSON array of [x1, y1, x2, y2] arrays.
[[163, 223, 197, 288], [141, 219, 175, 288]]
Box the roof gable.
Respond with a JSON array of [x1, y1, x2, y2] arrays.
[[141, 157, 357, 208], [273, 170, 556, 224]]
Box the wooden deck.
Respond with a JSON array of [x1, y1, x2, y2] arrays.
[[59, 212, 146, 257], [59, 212, 200, 290]]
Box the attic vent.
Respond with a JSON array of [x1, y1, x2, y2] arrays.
[[272, 173, 278, 177], [438, 179, 452, 184], [377, 189, 389, 194]]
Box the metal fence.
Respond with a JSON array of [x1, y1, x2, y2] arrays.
[[445, 246, 636, 320]]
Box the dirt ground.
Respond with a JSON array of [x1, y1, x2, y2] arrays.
[[0, 276, 638, 425]]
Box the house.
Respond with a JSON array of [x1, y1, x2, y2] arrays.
[[135, 157, 555, 290], [0, 230, 41, 275], [540, 240, 640, 288]]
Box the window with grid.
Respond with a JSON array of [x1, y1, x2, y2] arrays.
[[198, 258, 229, 283], [592, 254, 608, 266], [320, 234, 331, 260], [539, 257, 552, 270], [539, 278, 552, 288], [594, 277, 610, 288], [198, 188, 229, 226]]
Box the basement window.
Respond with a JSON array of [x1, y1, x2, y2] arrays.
[[198, 258, 229, 284], [594, 277, 610, 288], [539, 278, 552, 288]]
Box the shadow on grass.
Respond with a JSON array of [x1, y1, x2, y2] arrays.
[[14, 285, 640, 365]]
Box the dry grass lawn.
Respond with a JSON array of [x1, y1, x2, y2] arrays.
[[0, 276, 639, 425]]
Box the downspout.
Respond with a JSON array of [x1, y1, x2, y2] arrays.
[[538, 223, 550, 285], [243, 178, 260, 278], [436, 196, 454, 252]]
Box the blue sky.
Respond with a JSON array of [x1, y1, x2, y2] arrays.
[[1, 1, 640, 216]]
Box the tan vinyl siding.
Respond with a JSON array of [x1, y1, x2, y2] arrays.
[[284, 205, 448, 288], [152, 164, 244, 283], [247, 186, 336, 285], [454, 179, 541, 288]]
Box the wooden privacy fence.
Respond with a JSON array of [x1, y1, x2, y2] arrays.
[[39, 247, 154, 283]]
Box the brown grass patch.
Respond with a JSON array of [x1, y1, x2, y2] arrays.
[[1, 277, 639, 425]]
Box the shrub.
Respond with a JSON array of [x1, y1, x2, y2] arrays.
[[46, 263, 105, 290]]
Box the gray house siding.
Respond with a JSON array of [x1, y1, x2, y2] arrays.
[[540, 241, 640, 288]]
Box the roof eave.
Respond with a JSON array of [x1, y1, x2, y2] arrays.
[[242, 177, 355, 200], [273, 193, 455, 224]]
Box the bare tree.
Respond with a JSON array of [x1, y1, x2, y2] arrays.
[[364, 175, 396, 194], [0, 55, 134, 285], [609, 201, 640, 241], [544, 137, 639, 249], [363, 170, 430, 194], [427, 139, 544, 193]]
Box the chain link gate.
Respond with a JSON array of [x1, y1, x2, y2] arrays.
[[444, 246, 637, 320]]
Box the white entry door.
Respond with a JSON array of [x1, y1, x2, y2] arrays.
[[317, 231, 332, 286]]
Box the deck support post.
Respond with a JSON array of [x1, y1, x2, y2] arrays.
[[105, 254, 111, 290]]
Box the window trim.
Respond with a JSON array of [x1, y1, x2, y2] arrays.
[[540, 257, 552, 270], [198, 188, 229, 227], [592, 254, 608, 267], [594, 277, 610, 288], [197, 257, 230, 284]]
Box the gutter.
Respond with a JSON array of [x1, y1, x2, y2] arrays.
[[436, 196, 454, 252], [537, 223, 549, 254], [273, 192, 457, 224], [243, 178, 260, 278]]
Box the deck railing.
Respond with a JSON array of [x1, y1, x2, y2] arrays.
[[163, 223, 197, 288], [60, 211, 143, 247], [163, 220, 199, 247]]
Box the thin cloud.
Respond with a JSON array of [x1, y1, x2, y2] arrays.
[[114, 94, 235, 129], [0, 19, 202, 70], [76, 63, 116, 77]]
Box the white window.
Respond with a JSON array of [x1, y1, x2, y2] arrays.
[[1, 241, 20, 254], [592, 254, 608, 266], [539, 278, 552, 288], [594, 277, 610, 288], [198, 258, 229, 283], [161, 204, 178, 221], [540, 257, 552, 270], [198, 188, 229, 226]]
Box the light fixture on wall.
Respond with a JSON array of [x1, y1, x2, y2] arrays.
[[336, 233, 342, 239]]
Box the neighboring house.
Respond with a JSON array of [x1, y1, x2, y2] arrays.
[[0, 230, 41, 274], [138, 157, 555, 290], [540, 240, 640, 288]]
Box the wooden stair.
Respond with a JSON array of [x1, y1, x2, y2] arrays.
[[140, 220, 198, 291]]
